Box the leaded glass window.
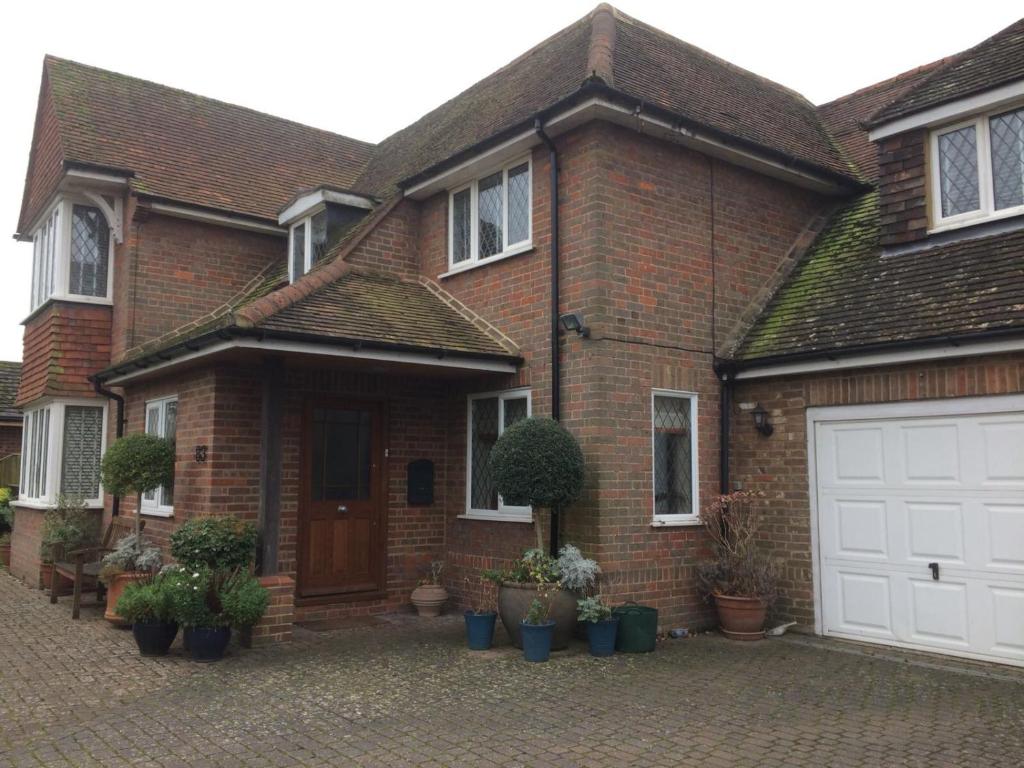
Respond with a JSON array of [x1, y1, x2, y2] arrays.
[[652, 393, 697, 519], [447, 158, 531, 269], [310, 210, 329, 266], [142, 397, 177, 514], [938, 126, 980, 218], [61, 406, 104, 499], [990, 107, 1024, 211], [467, 390, 531, 518], [290, 222, 306, 282]]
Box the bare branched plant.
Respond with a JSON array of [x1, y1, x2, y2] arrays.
[[697, 491, 779, 605]]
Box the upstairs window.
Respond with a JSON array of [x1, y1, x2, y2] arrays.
[[931, 105, 1024, 230], [20, 400, 106, 507], [448, 158, 531, 271], [30, 198, 114, 312], [288, 209, 328, 282]]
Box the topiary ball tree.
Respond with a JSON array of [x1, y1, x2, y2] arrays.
[[488, 417, 584, 553], [100, 433, 175, 543]]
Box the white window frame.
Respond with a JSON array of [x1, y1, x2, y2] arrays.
[[446, 156, 533, 275], [28, 196, 116, 313], [462, 387, 533, 522], [929, 103, 1024, 233], [288, 207, 329, 283], [17, 398, 108, 508], [651, 389, 700, 527], [141, 395, 177, 517]]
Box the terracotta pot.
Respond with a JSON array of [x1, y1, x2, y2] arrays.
[[0, 543, 10, 569], [410, 584, 448, 617], [498, 583, 578, 650], [713, 593, 768, 640], [39, 563, 74, 596], [104, 571, 149, 624]]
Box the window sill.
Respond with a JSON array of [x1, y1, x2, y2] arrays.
[[651, 517, 702, 528], [928, 206, 1024, 236], [458, 513, 533, 524], [141, 508, 174, 519], [12, 500, 104, 511], [439, 243, 534, 279], [23, 295, 113, 324]]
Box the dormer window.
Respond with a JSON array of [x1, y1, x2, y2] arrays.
[[931, 105, 1024, 231], [448, 157, 532, 272], [29, 197, 115, 312], [288, 209, 328, 282]]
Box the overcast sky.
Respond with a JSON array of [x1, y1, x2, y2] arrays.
[[0, 1, 1019, 362]]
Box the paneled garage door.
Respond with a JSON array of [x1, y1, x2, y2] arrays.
[[812, 397, 1024, 666]]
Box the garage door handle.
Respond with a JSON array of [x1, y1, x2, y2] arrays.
[[928, 562, 939, 581]]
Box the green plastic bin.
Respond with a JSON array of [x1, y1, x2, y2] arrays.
[[612, 603, 658, 653]]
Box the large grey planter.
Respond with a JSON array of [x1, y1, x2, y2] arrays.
[[497, 582, 578, 650]]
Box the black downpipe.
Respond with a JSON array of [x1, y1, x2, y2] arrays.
[[91, 378, 125, 517], [536, 119, 561, 557]]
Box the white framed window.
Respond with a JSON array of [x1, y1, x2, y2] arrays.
[[19, 399, 107, 507], [463, 388, 532, 522], [651, 390, 699, 525], [288, 208, 329, 282], [930, 104, 1024, 232], [141, 396, 177, 516], [447, 156, 532, 272], [29, 197, 115, 312]]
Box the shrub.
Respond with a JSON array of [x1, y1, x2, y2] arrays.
[[220, 571, 270, 628], [40, 496, 100, 563], [0, 488, 13, 536], [556, 545, 600, 593], [576, 595, 612, 623], [696, 491, 779, 603], [115, 574, 176, 624], [100, 534, 163, 584], [100, 434, 175, 499], [170, 516, 258, 571], [488, 417, 584, 511]]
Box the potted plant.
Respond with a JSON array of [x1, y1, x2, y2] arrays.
[[492, 546, 598, 650], [520, 584, 559, 662], [169, 515, 259, 571], [0, 488, 12, 568], [99, 534, 163, 624], [116, 572, 178, 655], [697, 491, 779, 640], [39, 496, 101, 594], [577, 596, 618, 657], [464, 570, 503, 650], [410, 560, 448, 617]]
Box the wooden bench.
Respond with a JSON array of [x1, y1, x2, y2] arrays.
[[50, 517, 145, 619]]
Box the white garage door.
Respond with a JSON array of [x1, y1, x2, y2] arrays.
[[812, 397, 1024, 666]]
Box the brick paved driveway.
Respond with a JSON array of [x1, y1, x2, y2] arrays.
[[1, 571, 1021, 767]]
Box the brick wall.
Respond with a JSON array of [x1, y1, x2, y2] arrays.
[[731, 352, 1024, 627], [251, 574, 296, 645], [877, 129, 928, 247], [9, 505, 46, 585], [17, 302, 112, 405]]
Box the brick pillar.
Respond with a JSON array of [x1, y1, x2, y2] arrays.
[[251, 574, 295, 645], [9, 506, 47, 587]]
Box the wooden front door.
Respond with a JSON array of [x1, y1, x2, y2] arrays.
[[298, 400, 385, 599]]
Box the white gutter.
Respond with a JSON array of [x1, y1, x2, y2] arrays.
[[732, 336, 1024, 381], [869, 79, 1024, 141], [103, 337, 518, 386], [146, 202, 286, 237]]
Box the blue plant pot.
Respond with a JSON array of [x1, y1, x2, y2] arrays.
[[464, 611, 497, 650], [586, 617, 619, 657], [184, 626, 231, 663], [520, 620, 556, 662]]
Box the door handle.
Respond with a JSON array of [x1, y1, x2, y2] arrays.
[[338, 505, 348, 513], [928, 562, 939, 581]]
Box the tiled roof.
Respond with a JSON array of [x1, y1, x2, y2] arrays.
[[818, 59, 949, 182], [736, 193, 1024, 361], [352, 4, 858, 194], [870, 18, 1024, 127], [34, 56, 375, 225], [0, 362, 21, 422]]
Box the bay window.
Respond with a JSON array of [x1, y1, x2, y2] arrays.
[[652, 390, 699, 524], [931, 104, 1024, 230], [20, 400, 107, 506], [141, 396, 177, 516], [29, 197, 115, 312], [448, 157, 532, 271], [464, 389, 531, 521]]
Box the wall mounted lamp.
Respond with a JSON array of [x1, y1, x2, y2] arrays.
[[752, 404, 774, 437], [559, 312, 590, 338]]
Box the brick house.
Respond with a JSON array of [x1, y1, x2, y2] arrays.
[[10, 6, 1024, 663]]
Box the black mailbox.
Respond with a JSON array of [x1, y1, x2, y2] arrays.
[[407, 459, 434, 506]]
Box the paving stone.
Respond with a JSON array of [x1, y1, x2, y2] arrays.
[[1, 571, 1022, 766]]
